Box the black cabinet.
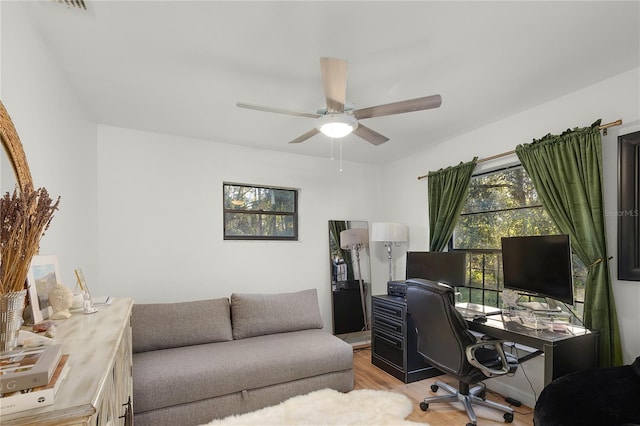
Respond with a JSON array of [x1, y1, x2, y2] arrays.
[[332, 288, 365, 334], [371, 295, 442, 383]]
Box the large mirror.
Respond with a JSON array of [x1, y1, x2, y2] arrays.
[[328, 220, 371, 336], [0, 100, 33, 192]]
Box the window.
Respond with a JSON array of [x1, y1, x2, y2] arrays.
[[223, 183, 298, 240], [451, 166, 586, 314]]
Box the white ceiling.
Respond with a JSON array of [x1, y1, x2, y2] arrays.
[[21, 1, 640, 164]]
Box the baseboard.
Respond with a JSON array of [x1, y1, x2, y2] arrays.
[[352, 342, 371, 350], [336, 330, 371, 348], [485, 379, 536, 409]]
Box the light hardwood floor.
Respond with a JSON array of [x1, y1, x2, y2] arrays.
[[353, 347, 534, 426]]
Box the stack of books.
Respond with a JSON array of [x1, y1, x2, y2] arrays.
[[0, 344, 70, 414]]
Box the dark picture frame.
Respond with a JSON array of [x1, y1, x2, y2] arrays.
[[618, 130, 640, 281]]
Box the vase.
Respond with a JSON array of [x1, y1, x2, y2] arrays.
[[0, 289, 27, 353]]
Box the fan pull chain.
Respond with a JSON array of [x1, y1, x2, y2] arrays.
[[330, 138, 335, 160]]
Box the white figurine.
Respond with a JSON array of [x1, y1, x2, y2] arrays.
[[49, 284, 74, 319], [82, 289, 98, 314]]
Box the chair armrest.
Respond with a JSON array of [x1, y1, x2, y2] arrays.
[[480, 334, 498, 341], [465, 340, 512, 378]]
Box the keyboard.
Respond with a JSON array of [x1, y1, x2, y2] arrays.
[[455, 303, 502, 317], [456, 307, 483, 318]]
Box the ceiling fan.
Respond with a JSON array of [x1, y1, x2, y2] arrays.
[[237, 57, 442, 145]]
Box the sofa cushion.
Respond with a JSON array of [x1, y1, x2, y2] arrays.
[[132, 298, 233, 353], [231, 289, 323, 339], [132, 329, 353, 414]]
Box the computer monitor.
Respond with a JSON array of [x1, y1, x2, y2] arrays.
[[405, 251, 467, 287], [501, 235, 574, 305]]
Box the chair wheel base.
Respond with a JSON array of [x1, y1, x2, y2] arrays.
[[419, 401, 429, 411], [504, 412, 514, 423]]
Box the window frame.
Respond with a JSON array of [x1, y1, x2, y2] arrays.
[[223, 182, 299, 241]]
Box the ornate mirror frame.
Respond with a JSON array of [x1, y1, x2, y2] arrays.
[[0, 100, 33, 192]]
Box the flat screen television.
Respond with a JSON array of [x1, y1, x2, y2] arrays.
[[501, 235, 574, 305], [405, 251, 467, 286]]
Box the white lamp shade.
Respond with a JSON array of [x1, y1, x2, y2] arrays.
[[340, 228, 369, 249], [317, 114, 358, 138], [371, 222, 408, 242]]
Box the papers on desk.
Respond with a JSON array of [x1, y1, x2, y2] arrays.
[[502, 308, 575, 333], [517, 301, 562, 313], [92, 296, 111, 305]]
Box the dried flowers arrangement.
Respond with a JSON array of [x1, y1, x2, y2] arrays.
[[0, 187, 60, 295]]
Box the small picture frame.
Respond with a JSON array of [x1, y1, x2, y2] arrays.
[[74, 268, 87, 294], [74, 268, 97, 314], [25, 255, 60, 324]]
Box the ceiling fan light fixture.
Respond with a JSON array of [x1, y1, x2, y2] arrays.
[[317, 114, 358, 138]]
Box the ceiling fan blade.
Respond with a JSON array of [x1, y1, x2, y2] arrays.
[[353, 94, 442, 120], [237, 102, 321, 119], [320, 57, 348, 113], [352, 124, 390, 146], [289, 128, 320, 144]]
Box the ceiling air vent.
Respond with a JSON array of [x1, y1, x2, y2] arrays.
[[52, 0, 87, 10]]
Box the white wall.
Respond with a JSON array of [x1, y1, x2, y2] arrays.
[[381, 67, 640, 406], [96, 125, 380, 328], [1, 2, 99, 290]]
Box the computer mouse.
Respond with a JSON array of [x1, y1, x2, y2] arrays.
[[473, 315, 487, 323]]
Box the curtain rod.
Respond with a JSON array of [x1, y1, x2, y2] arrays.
[[417, 119, 622, 180]]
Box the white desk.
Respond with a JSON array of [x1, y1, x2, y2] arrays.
[[2, 298, 133, 426]]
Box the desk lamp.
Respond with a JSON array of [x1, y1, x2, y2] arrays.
[[371, 222, 408, 282], [340, 228, 369, 330]]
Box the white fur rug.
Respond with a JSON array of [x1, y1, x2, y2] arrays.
[[204, 388, 426, 425]]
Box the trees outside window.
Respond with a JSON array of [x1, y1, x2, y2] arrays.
[[223, 183, 298, 240], [451, 166, 586, 314]]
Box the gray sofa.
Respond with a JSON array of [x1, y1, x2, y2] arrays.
[[131, 289, 354, 426]]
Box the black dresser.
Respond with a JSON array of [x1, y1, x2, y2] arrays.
[[371, 294, 442, 383]]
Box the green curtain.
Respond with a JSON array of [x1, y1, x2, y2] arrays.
[[328, 220, 354, 281], [428, 157, 478, 252], [516, 120, 623, 367]]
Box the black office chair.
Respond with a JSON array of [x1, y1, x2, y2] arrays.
[[405, 278, 519, 426]]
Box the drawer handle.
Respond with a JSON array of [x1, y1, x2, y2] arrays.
[[375, 305, 401, 317], [375, 319, 402, 333], [119, 396, 132, 426], [375, 332, 402, 349]]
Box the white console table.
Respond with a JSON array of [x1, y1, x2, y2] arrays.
[[2, 298, 134, 426]]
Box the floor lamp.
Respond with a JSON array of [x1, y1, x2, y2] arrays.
[[340, 228, 369, 331], [371, 222, 408, 282]]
